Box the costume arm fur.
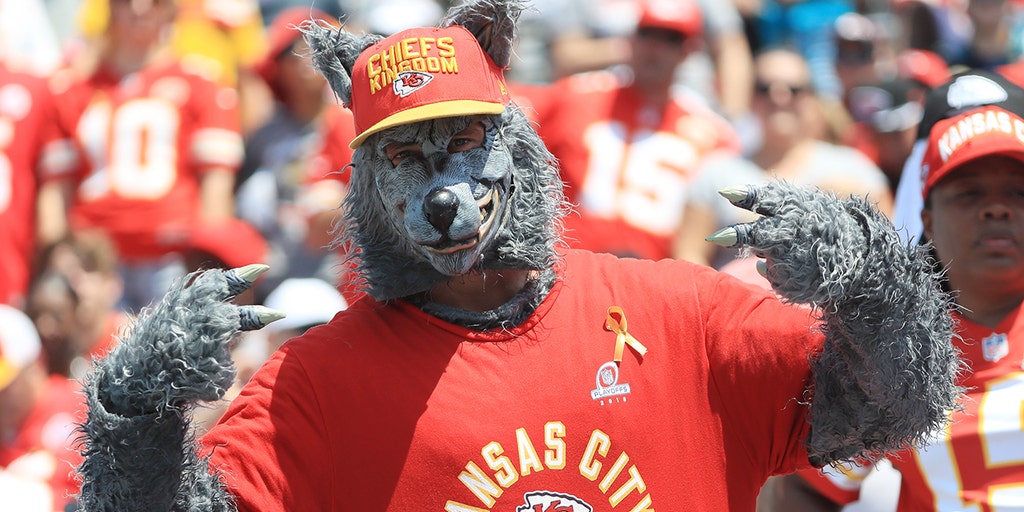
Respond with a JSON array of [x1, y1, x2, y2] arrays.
[[75, 266, 278, 511], [710, 181, 962, 466]]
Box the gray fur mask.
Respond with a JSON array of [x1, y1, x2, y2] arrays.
[[371, 116, 512, 275]]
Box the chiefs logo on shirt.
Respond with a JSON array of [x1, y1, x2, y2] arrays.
[[516, 490, 593, 512]]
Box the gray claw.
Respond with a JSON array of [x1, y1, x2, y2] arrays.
[[718, 185, 751, 206], [225, 264, 270, 297], [238, 305, 287, 331], [706, 227, 739, 247]]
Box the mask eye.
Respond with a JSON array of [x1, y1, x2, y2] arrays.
[[384, 143, 422, 166], [447, 122, 485, 153]]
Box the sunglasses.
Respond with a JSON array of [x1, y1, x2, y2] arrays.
[[754, 81, 810, 96]]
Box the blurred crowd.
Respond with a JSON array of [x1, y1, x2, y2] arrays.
[[2, 0, 1023, 510]]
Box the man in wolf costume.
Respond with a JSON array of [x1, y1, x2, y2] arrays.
[[74, 1, 961, 510]]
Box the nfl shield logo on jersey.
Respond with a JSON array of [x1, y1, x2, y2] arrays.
[[982, 332, 1009, 362], [516, 491, 593, 512], [591, 361, 630, 403]]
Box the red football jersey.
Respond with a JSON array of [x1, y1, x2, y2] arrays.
[[0, 63, 60, 306], [513, 72, 740, 260], [42, 60, 243, 261], [0, 375, 85, 511], [803, 306, 1024, 511], [203, 250, 821, 510]]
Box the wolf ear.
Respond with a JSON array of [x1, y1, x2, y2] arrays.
[[300, 20, 383, 107], [441, 0, 527, 69]]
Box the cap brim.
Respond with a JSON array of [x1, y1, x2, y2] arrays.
[[349, 99, 506, 149], [927, 145, 1024, 197], [0, 360, 18, 391]]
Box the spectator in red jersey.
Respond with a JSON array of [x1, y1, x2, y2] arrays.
[[514, 0, 741, 260], [766, 70, 1024, 512], [0, 304, 83, 512], [38, 0, 245, 313], [0, 60, 61, 309]]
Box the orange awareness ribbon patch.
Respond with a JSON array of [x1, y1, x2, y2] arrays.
[[604, 306, 648, 363]]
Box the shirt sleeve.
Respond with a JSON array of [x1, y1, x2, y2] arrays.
[[202, 346, 332, 511], [698, 267, 822, 476]]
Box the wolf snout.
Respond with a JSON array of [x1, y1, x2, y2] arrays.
[[426, 187, 459, 232]]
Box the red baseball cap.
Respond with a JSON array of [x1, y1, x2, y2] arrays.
[[348, 25, 510, 148], [897, 49, 950, 90], [921, 105, 1024, 198], [187, 219, 269, 269], [636, 0, 703, 37], [255, 7, 338, 100]]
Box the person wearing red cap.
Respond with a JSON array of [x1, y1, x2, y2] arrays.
[[898, 48, 952, 91], [769, 75, 1024, 512], [513, 0, 741, 261], [531, 0, 753, 119], [37, 0, 245, 313], [73, 2, 963, 511]]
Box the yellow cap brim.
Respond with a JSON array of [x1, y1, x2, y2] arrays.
[[0, 359, 18, 391], [349, 99, 506, 149]]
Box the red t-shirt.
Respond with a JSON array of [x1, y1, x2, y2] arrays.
[[802, 306, 1024, 511], [0, 64, 60, 306], [42, 60, 243, 261], [513, 73, 740, 260], [0, 375, 85, 511], [203, 250, 821, 510]]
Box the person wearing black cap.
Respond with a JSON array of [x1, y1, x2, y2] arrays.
[[768, 70, 1024, 512], [893, 68, 1024, 243], [845, 78, 925, 191]]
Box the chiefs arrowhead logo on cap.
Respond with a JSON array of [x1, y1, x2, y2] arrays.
[[393, 71, 434, 98]]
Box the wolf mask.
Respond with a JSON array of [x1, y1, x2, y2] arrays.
[[300, 0, 566, 311]]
